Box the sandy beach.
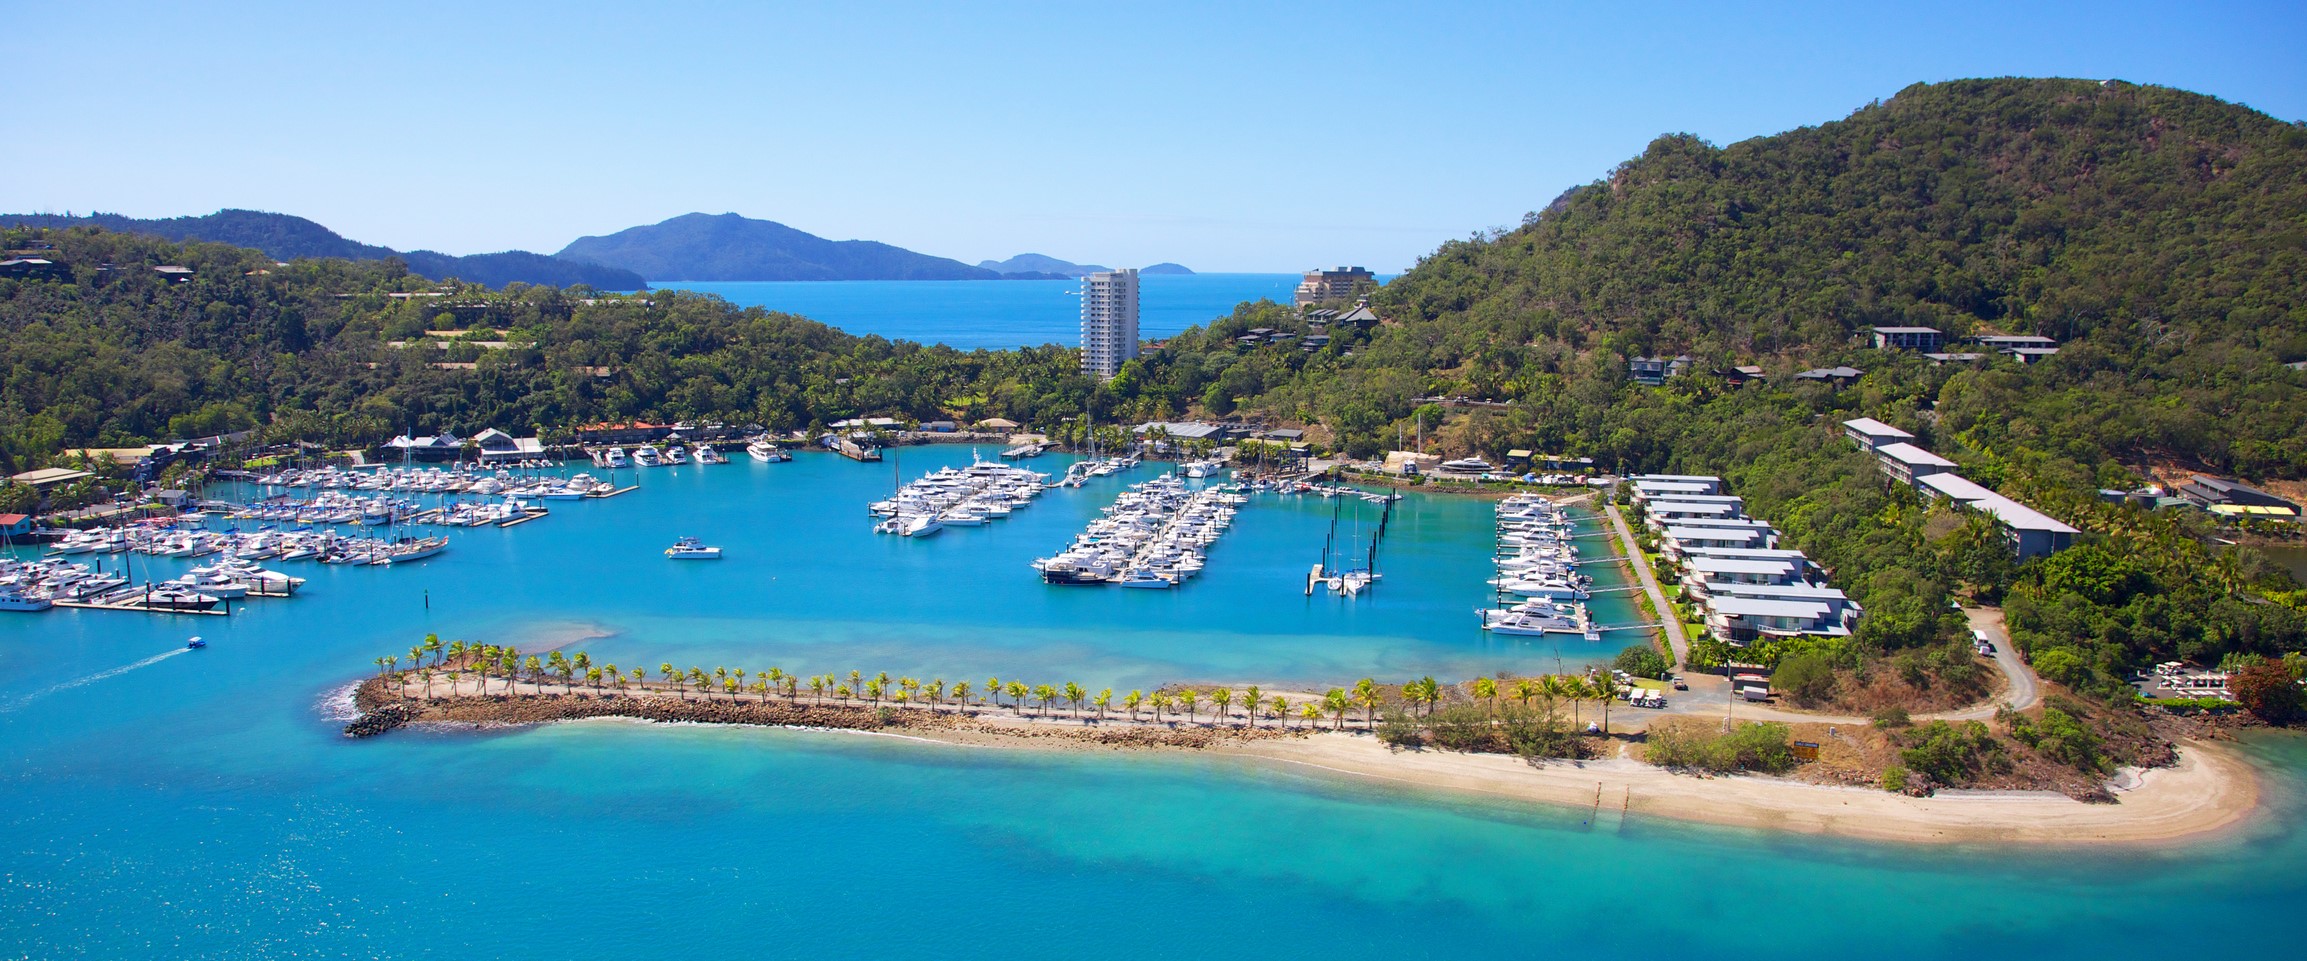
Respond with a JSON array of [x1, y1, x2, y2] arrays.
[[355, 675, 2261, 846], [1211, 732, 2260, 845]]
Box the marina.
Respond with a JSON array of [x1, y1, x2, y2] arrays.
[[870, 455, 1052, 536], [1480, 493, 1602, 640], [1032, 473, 1247, 587]]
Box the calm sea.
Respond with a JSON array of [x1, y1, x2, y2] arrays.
[[3, 447, 2302, 957], [657, 274, 1304, 349]]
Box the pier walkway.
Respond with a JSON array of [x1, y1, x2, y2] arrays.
[[1605, 502, 1688, 669]]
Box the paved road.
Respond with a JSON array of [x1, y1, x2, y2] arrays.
[[1604, 502, 1688, 669], [1963, 605, 2038, 714], [1623, 607, 2040, 729]]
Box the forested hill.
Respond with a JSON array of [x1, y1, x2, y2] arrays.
[[1378, 77, 2306, 356], [0, 209, 647, 291], [557, 213, 998, 281], [1113, 78, 2304, 483]]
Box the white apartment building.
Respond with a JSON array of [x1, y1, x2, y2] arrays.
[[1080, 268, 1140, 381]]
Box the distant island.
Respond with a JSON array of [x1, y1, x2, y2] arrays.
[[0, 209, 646, 291], [558, 213, 997, 282], [977, 255, 1197, 278], [978, 253, 1108, 278]]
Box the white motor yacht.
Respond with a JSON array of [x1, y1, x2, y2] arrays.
[[664, 536, 723, 559]]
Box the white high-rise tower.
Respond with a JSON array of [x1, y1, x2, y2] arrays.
[[1079, 268, 1140, 381]]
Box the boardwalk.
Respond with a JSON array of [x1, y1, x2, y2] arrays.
[[1604, 501, 1688, 669]]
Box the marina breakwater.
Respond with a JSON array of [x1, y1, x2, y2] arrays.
[[347, 677, 1299, 750]]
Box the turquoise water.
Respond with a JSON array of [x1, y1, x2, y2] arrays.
[[3, 446, 2303, 957], [658, 274, 1302, 349]]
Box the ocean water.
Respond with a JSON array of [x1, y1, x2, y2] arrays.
[[3, 447, 2303, 958], [657, 274, 1302, 349]]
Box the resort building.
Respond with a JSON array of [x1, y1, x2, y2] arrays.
[[1840, 417, 1914, 452], [1293, 267, 1375, 305], [1793, 366, 1864, 385], [1706, 596, 1853, 644], [1870, 326, 1942, 351], [1873, 442, 1958, 488], [1079, 268, 1140, 381], [2176, 475, 2302, 523], [1660, 524, 1774, 556], [1973, 334, 2058, 351], [1644, 499, 1747, 523], [1628, 474, 1726, 496], [1628, 355, 1694, 387], [1915, 473, 2080, 559]]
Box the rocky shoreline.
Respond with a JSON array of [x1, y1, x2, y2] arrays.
[[347, 677, 1301, 750]]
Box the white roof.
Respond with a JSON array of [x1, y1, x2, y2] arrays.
[[1875, 442, 1956, 468], [1871, 326, 1940, 334], [1667, 526, 1766, 544], [1708, 597, 1832, 619], [1688, 557, 1799, 575], [1630, 474, 1722, 484], [1647, 500, 1741, 515], [1681, 547, 1810, 561], [1841, 417, 1913, 440], [1916, 474, 2077, 533]]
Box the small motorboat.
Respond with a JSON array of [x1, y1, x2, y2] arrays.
[[186, 636, 207, 650], [664, 536, 723, 560]]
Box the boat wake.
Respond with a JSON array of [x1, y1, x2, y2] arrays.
[[0, 647, 193, 714], [315, 680, 363, 723]]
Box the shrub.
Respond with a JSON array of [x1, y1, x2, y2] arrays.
[[1882, 764, 1909, 793], [1898, 720, 2006, 785], [1773, 651, 1836, 705], [2007, 706, 2105, 773], [1614, 644, 1671, 680], [1376, 708, 1423, 747], [1872, 705, 1912, 728], [2030, 647, 2090, 688], [1427, 704, 1495, 751], [2230, 660, 2305, 725], [1643, 721, 1796, 774]]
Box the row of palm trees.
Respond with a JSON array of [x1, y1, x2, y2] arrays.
[[371, 636, 1623, 733]]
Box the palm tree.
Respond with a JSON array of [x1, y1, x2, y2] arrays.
[[835, 684, 853, 704], [447, 639, 467, 665], [1180, 689, 1200, 724], [1033, 684, 1057, 715], [660, 663, 676, 694], [1094, 688, 1112, 721], [1269, 695, 1288, 726], [1398, 679, 1424, 717], [986, 677, 1002, 707], [929, 679, 946, 711], [724, 677, 739, 699], [1324, 688, 1351, 730], [1064, 681, 1087, 717], [1006, 681, 1029, 711], [1402, 677, 1439, 714], [1212, 687, 1233, 725], [557, 661, 575, 695], [733, 668, 748, 695], [1299, 703, 1323, 727], [630, 667, 646, 693], [1353, 679, 1381, 728], [951, 680, 972, 710], [1473, 677, 1498, 718], [423, 633, 442, 666], [572, 651, 592, 680], [1592, 676, 1615, 735], [523, 656, 542, 695], [849, 670, 864, 700], [420, 669, 435, 698], [374, 656, 390, 677], [583, 667, 600, 691], [1536, 674, 1569, 722], [1149, 692, 1166, 724], [1124, 690, 1144, 721], [866, 680, 884, 707], [602, 663, 619, 693], [445, 668, 463, 696], [1512, 677, 1540, 709], [809, 675, 826, 702]]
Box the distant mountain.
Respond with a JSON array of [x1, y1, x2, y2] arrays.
[[1141, 262, 1194, 275], [0, 209, 646, 290], [976, 253, 1109, 278], [558, 213, 997, 281]]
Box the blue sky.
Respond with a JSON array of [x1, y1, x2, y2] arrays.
[[6, 1, 2302, 272]]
